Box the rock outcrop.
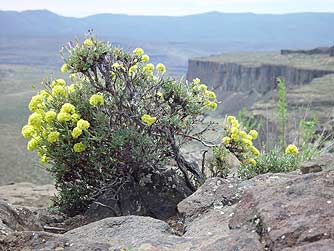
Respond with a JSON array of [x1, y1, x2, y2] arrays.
[[280, 47, 332, 55], [187, 59, 334, 94], [1, 157, 334, 250]]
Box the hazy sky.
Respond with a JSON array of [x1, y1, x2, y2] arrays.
[[1, 0, 334, 17]]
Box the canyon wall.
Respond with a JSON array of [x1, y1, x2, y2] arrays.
[[187, 60, 334, 95]]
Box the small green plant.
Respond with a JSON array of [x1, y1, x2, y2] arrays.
[[22, 36, 219, 214], [238, 146, 299, 180], [298, 116, 320, 161], [237, 107, 261, 132], [276, 77, 288, 148]]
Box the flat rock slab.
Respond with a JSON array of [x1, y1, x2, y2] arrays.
[[0, 182, 56, 208]]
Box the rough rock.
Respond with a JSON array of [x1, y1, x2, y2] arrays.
[[177, 177, 242, 220], [229, 170, 334, 250], [0, 200, 43, 240], [0, 231, 113, 251], [64, 215, 186, 249], [85, 170, 192, 221], [1, 158, 334, 250]]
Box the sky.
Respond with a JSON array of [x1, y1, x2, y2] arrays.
[[1, 0, 334, 17]]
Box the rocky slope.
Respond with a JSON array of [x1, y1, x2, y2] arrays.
[[1, 154, 334, 250]]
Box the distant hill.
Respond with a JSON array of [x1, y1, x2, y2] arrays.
[[1, 10, 334, 47]]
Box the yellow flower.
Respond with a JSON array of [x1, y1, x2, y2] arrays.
[[39, 155, 48, 164], [83, 38, 94, 46], [129, 64, 138, 74], [77, 119, 90, 130], [133, 47, 144, 56], [227, 116, 236, 123], [241, 138, 253, 146], [71, 113, 81, 123], [73, 142, 86, 153], [89, 94, 104, 106], [157, 91, 164, 100], [45, 111, 57, 123], [67, 84, 77, 94], [208, 101, 217, 110], [230, 126, 238, 134], [51, 79, 66, 87], [57, 112, 71, 122], [205, 90, 216, 99], [231, 120, 239, 128], [28, 95, 44, 112], [27, 138, 39, 151], [249, 130, 258, 140], [141, 114, 157, 126], [71, 127, 83, 139], [141, 54, 150, 63], [47, 131, 60, 143], [156, 63, 166, 74], [28, 113, 43, 128], [250, 146, 260, 156], [21, 125, 35, 139], [112, 63, 121, 69], [246, 158, 257, 166], [285, 144, 299, 156], [231, 133, 239, 142], [221, 136, 231, 145], [239, 131, 247, 138], [61, 64, 69, 73], [61, 103, 75, 114], [143, 64, 154, 74], [193, 78, 201, 85], [199, 84, 207, 91], [39, 90, 49, 98], [52, 85, 66, 97]]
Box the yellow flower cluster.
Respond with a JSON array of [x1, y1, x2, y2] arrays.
[[141, 55, 150, 63], [190, 79, 218, 111], [61, 64, 69, 73], [89, 94, 104, 106], [143, 63, 154, 74], [221, 116, 260, 166], [285, 144, 299, 156], [57, 103, 77, 123], [73, 142, 86, 153], [71, 119, 90, 140], [141, 114, 157, 126], [83, 38, 94, 47], [156, 63, 166, 74], [47, 131, 60, 143], [133, 47, 144, 56], [22, 77, 93, 163]]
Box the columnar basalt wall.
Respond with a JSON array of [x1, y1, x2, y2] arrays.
[[187, 59, 334, 94]]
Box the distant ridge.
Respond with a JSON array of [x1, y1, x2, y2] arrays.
[[0, 9, 334, 48]]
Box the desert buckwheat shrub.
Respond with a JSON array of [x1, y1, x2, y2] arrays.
[[22, 36, 218, 214]]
